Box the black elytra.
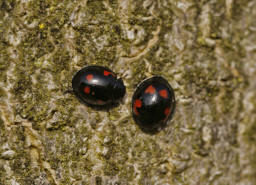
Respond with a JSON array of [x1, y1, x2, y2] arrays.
[[132, 76, 175, 132], [72, 66, 126, 108]]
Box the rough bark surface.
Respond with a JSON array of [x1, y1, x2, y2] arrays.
[[0, 0, 256, 184]]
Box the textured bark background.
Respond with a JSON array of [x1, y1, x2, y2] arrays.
[[0, 0, 256, 185]]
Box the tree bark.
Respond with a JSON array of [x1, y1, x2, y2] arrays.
[[0, 0, 256, 184]]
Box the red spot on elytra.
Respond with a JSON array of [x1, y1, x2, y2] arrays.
[[84, 86, 90, 94], [86, 74, 93, 81], [134, 99, 142, 115], [134, 107, 139, 115], [159, 89, 168, 98], [145, 85, 156, 94], [164, 107, 171, 116], [97, 100, 105, 105], [134, 99, 142, 108], [103, 70, 115, 77]]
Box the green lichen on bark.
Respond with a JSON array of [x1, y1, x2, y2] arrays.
[[0, 0, 256, 184]]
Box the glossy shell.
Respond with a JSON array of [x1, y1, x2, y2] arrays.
[[72, 66, 126, 107], [132, 76, 175, 131]]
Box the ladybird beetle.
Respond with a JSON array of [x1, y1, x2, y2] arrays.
[[72, 66, 126, 107], [132, 76, 175, 132]]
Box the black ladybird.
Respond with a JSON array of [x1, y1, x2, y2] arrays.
[[132, 76, 175, 132], [72, 66, 126, 107]]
